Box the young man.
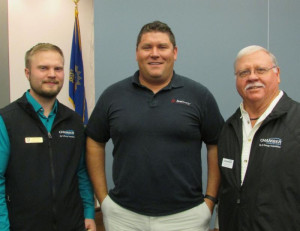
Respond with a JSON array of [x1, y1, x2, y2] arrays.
[[0, 43, 95, 231], [216, 45, 300, 231], [86, 21, 224, 231]]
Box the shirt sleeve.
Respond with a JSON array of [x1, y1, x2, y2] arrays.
[[85, 89, 111, 143], [0, 116, 10, 231], [77, 149, 95, 219], [201, 89, 224, 145]]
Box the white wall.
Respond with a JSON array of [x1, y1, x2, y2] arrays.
[[8, 0, 95, 114]]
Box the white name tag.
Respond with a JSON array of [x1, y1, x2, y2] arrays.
[[25, 137, 43, 143], [222, 158, 234, 169]]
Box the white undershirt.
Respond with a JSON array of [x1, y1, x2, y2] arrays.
[[240, 90, 283, 184]]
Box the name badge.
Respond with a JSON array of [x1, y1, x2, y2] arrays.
[[222, 158, 234, 169], [25, 137, 43, 143]]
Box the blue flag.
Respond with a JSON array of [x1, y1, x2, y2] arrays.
[[69, 6, 88, 125]]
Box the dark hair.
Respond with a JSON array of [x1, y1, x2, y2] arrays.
[[136, 21, 176, 48], [25, 43, 64, 69]]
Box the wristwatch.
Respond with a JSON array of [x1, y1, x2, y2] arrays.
[[204, 194, 218, 204]]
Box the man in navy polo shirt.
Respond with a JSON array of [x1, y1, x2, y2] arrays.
[[86, 21, 224, 231]]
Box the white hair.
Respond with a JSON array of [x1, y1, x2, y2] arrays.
[[234, 45, 278, 72]]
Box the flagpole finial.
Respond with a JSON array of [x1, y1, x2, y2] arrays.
[[73, 0, 80, 15]]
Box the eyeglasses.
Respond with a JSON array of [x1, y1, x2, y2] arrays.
[[235, 66, 277, 78]]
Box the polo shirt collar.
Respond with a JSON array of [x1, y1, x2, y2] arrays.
[[25, 90, 58, 115], [132, 70, 184, 90]]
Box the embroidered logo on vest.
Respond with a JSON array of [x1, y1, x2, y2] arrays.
[[259, 138, 282, 148], [59, 130, 75, 138]]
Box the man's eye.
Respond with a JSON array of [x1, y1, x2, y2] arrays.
[[239, 70, 250, 77], [159, 46, 167, 49], [256, 68, 267, 74]]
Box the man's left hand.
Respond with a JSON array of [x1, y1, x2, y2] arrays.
[[204, 198, 215, 214], [85, 218, 96, 231]]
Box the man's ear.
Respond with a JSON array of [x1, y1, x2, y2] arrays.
[[276, 67, 281, 84], [25, 68, 30, 80]]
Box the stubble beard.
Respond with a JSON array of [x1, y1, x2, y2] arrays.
[[29, 82, 62, 100]]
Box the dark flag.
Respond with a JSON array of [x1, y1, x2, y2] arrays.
[[69, 3, 88, 124]]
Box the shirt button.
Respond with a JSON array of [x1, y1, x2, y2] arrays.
[[244, 160, 248, 163], [248, 138, 251, 142], [149, 100, 157, 107]]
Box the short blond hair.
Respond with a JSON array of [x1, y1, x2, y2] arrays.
[[25, 43, 64, 69]]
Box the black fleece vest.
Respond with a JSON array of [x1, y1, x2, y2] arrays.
[[0, 94, 85, 231]]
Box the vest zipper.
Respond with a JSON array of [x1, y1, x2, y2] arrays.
[[48, 132, 57, 230]]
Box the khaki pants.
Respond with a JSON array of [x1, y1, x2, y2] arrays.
[[101, 195, 211, 231]]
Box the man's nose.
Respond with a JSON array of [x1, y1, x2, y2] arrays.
[[150, 47, 159, 57], [48, 68, 56, 77], [248, 70, 259, 80]]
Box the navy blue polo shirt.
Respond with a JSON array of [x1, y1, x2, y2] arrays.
[[86, 71, 224, 216]]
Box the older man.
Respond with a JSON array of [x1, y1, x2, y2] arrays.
[[216, 45, 300, 231]]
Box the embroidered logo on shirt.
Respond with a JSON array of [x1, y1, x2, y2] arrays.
[[171, 99, 191, 106], [59, 130, 75, 138], [259, 138, 282, 149]]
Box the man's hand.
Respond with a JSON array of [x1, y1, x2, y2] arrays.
[[204, 198, 215, 214], [85, 218, 96, 231]]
